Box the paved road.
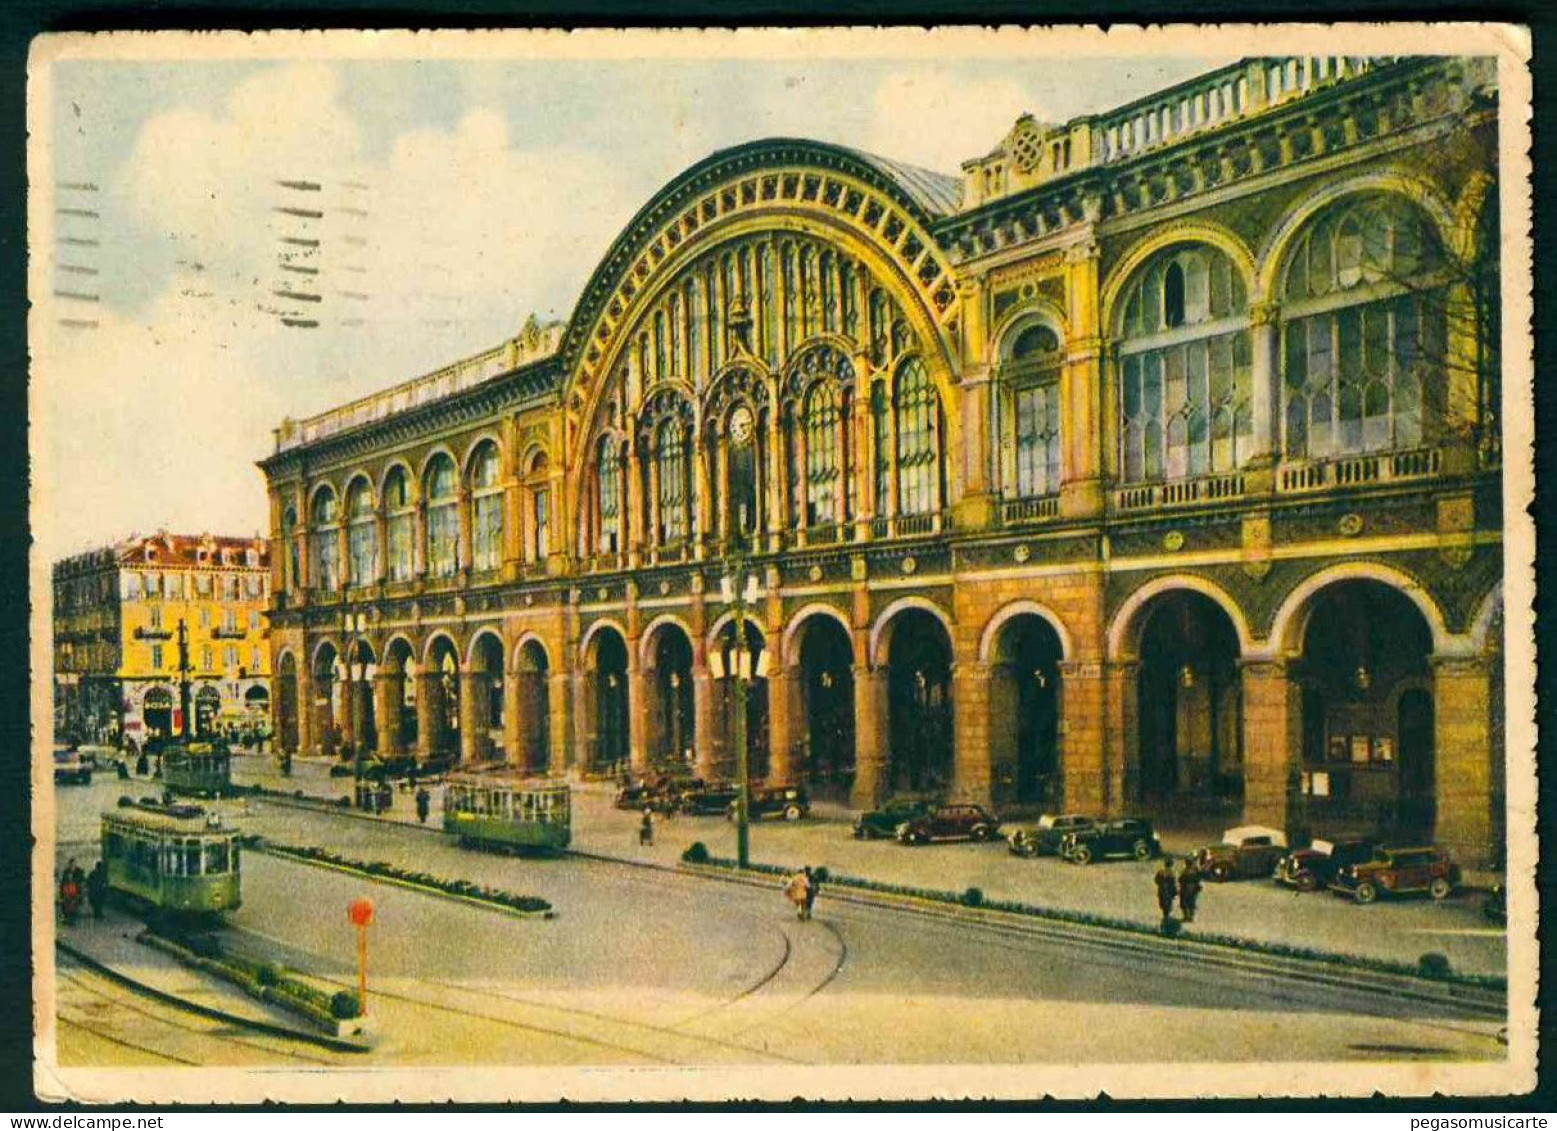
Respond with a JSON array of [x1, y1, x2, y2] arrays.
[[52, 777, 1505, 1068]]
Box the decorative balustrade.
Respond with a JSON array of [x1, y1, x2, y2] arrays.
[[1114, 472, 1246, 513], [894, 512, 938, 537], [1278, 447, 1443, 495], [1000, 495, 1061, 524], [801, 523, 842, 547]]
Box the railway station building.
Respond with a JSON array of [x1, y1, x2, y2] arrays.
[[260, 55, 1506, 864]]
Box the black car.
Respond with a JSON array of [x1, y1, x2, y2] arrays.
[[678, 781, 740, 815], [1007, 814, 1097, 857], [854, 797, 937, 840], [742, 784, 810, 821], [1062, 818, 1160, 865], [896, 804, 1000, 845], [1275, 837, 1383, 892]]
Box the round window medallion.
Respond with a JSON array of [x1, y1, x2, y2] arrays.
[[597, 587, 609, 602], [1163, 531, 1185, 552], [1338, 513, 1364, 537], [901, 556, 917, 575], [1013, 544, 1032, 563], [808, 564, 823, 582], [523, 593, 534, 607], [728, 404, 754, 447], [658, 579, 671, 596]]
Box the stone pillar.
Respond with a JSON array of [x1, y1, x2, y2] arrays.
[[1248, 302, 1280, 465], [548, 670, 571, 776], [693, 665, 716, 780], [458, 671, 483, 764], [695, 442, 713, 558], [503, 673, 525, 768], [1433, 655, 1496, 866], [625, 440, 644, 567], [455, 488, 473, 576], [374, 513, 389, 588], [374, 671, 401, 757], [414, 501, 429, 579], [765, 410, 785, 546], [851, 665, 888, 808], [1059, 661, 1107, 813], [415, 665, 438, 761], [1241, 659, 1304, 834], [1103, 661, 1139, 816], [628, 660, 650, 775], [767, 666, 796, 784], [296, 665, 314, 757], [952, 660, 992, 805], [339, 675, 357, 754], [571, 669, 591, 774]]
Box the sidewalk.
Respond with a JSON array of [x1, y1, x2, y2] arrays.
[[228, 755, 1507, 980]]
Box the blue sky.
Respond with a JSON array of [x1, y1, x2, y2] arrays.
[[38, 45, 1230, 558]]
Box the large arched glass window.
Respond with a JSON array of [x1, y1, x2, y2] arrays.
[[383, 467, 415, 582], [803, 382, 842, 526], [656, 417, 689, 545], [469, 442, 504, 573], [281, 506, 299, 591], [1280, 193, 1446, 458], [309, 487, 340, 592], [424, 454, 459, 578], [346, 477, 377, 587], [895, 358, 941, 516], [871, 381, 890, 516], [1118, 244, 1252, 482], [597, 435, 622, 555], [1001, 322, 1064, 498]]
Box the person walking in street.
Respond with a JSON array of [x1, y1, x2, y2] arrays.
[[784, 869, 811, 921], [1178, 857, 1203, 923], [415, 786, 431, 825], [1154, 857, 1178, 925], [802, 865, 821, 921], [639, 807, 655, 847], [86, 860, 108, 920]]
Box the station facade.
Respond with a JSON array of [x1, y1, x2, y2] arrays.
[[260, 55, 1506, 863]]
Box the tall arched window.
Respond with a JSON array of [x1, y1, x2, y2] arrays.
[[346, 477, 377, 587], [685, 280, 703, 384], [782, 245, 799, 352], [469, 442, 504, 573], [871, 381, 890, 516], [1280, 193, 1446, 458], [1001, 322, 1064, 498], [281, 506, 299, 591], [383, 467, 415, 582], [309, 487, 340, 592], [869, 290, 890, 367], [424, 454, 459, 578], [760, 244, 779, 367], [656, 417, 689, 545], [1118, 244, 1252, 482], [895, 358, 941, 516], [803, 382, 842, 526], [597, 435, 623, 554], [525, 451, 551, 563]]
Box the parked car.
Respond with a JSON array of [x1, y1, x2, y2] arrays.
[[677, 781, 740, 815], [76, 745, 117, 771], [895, 803, 1000, 845], [1275, 837, 1383, 892], [738, 783, 809, 821], [1062, 818, 1160, 865], [1195, 825, 1289, 881], [1007, 813, 1097, 857], [1330, 845, 1461, 903], [854, 796, 937, 840], [53, 748, 93, 785], [613, 780, 655, 809]]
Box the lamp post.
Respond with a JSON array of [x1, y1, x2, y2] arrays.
[[720, 506, 762, 870]]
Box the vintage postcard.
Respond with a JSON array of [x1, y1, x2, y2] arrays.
[[28, 24, 1536, 1103]]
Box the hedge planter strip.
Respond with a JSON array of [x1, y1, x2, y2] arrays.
[[260, 842, 556, 919], [678, 845, 1505, 994], [139, 930, 367, 1040]]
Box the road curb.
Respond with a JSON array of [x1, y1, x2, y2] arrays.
[[247, 791, 443, 834], [56, 938, 370, 1053]]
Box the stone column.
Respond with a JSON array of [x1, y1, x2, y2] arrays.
[[625, 440, 644, 568], [414, 501, 429, 579], [571, 669, 591, 774], [850, 665, 888, 808], [1241, 659, 1304, 834], [458, 671, 484, 764], [1434, 655, 1496, 867], [455, 488, 473, 576], [339, 675, 357, 754], [1248, 301, 1280, 465], [296, 664, 314, 756], [374, 513, 388, 588], [951, 660, 992, 805], [415, 665, 439, 761], [765, 410, 785, 547], [627, 659, 650, 775], [374, 671, 401, 757], [767, 665, 796, 784], [548, 670, 571, 776], [695, 441, 713, 558], [1059, 661, 1107, 813], [693, 664, 716, 780], [1103, 661, 1139, 816], [503, 672, 525, 768]]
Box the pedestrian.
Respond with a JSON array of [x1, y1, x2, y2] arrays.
[[639, 807, 655, 846], [802, 865, 821, 921], [784, 869, 810, 921], [415, 786, 431, 824], [135, 749, 149, 777], [86, 860, 108, 920], [1154, 856, 1178, 924], [1178, 857, 1203, 923]]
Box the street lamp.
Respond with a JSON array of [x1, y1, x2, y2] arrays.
[[718, 506, 764, 869]]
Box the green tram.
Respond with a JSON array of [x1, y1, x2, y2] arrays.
[[101, 801, 242, 918], [161, 742, 232, 798], [443, 775, 572, 853]]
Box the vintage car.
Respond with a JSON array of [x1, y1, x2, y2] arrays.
[[1006, 813, 1097, 857], [854, 797, 938, 840], [1275, 837, 1383, 892], [1195, 825, 1290, 881], [53, 747, 93, 786], [676, 781, 740, 815], [613, 780, 656, 809], [895, 803, 1000, 845], [1330, 845, 1461, 903], [1062, 818, 1161, 865], [737, 784, 811, 822]]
